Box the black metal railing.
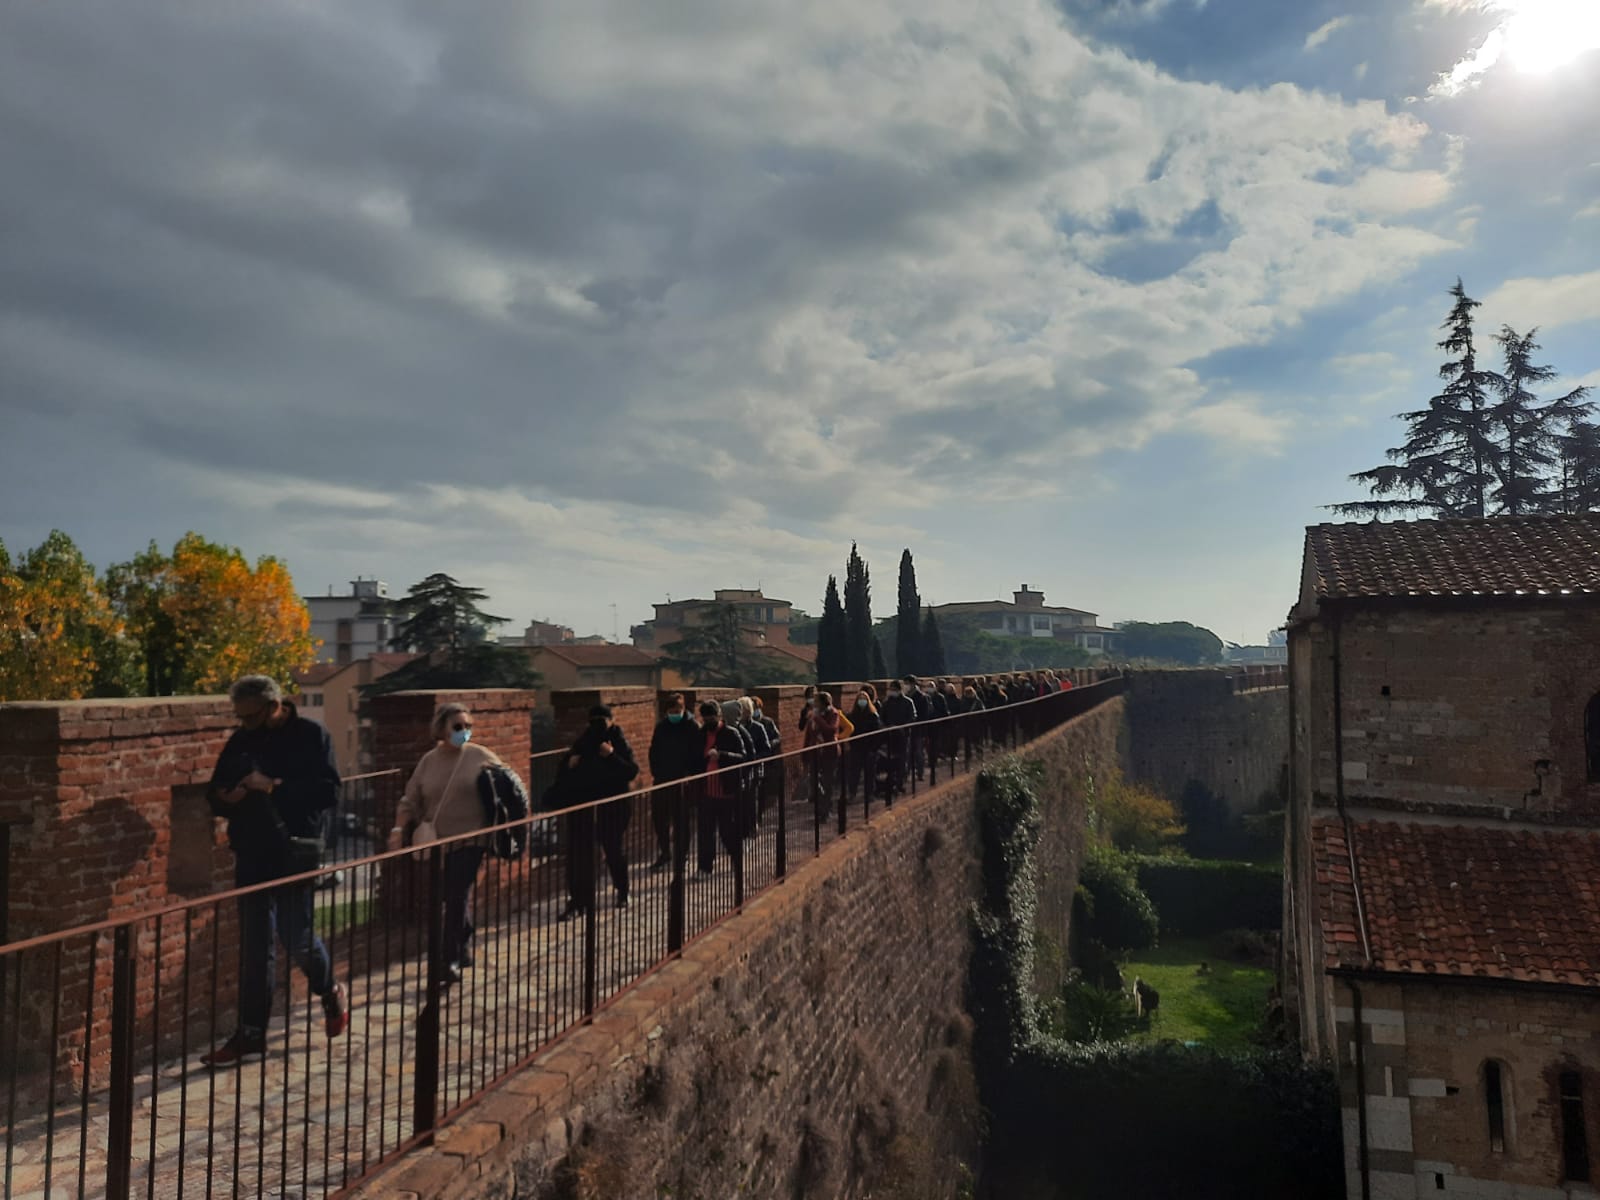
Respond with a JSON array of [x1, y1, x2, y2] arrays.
[[0, 677, 1126, 1199]]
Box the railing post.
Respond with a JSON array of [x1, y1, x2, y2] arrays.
[[582, 815, 599, 1014], [413, 845, 443, 1138], [811, 754, 822, 853], [775, 766, 788, 879], [106, 925, 137, 1200], [836, 750, 847, 837], [668, 784, 687, 953]]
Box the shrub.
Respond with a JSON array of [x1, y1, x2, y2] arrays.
[[1134, 856, 1281, 936], [1075, 846, 1159, 953], [1094, 769, 1185, 853], [1054, 979, 1140, 1044]]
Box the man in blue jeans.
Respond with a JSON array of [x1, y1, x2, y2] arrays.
[[201, 675, 350, 1067]]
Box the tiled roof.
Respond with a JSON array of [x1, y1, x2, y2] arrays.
[[292, 664, 342, 687], [1305, 514, 1600, 600], [1312, 816, 1600, 987], [533, 644, 659, 668]]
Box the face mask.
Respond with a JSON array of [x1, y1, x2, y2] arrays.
[[667, 712, 685, 724], [856, 698, 868, 709], [449, 728, 472, 748]]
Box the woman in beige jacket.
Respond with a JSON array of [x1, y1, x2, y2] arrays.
[[388, 702, 502, 986]]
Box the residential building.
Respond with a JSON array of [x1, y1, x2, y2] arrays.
[[527, 643, 661, 698], [305, 578, 398, 666], [1284, 514, 1600, 1199], [499, 620, 576, 648], [631, 589, 796, 651], [930, 585, 1121, 654], [292, 652, 419, 774]]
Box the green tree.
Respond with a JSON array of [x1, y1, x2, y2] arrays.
[[894, 549, 923, 676], [363, 643, 542, 697], [921, 607, 947, 675], [1487, 326, 1591, 515], [1557, 419, 1600, 513], [1114, 621, 1223, 665], [817, 575, 849, 682], [1336, 280, 1498, 519], [391, 573, 507, 666], [843, 543, 874, 679], [659, 603, 746, 686], [870, 635, 887, 679]]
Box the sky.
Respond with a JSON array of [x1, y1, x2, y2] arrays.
[[2, 0, 1597, 647]]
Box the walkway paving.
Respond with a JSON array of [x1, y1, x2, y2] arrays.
[[2, 790, 865, 1200]]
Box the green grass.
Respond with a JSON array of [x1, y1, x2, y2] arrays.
[[1120, 937, 1273, 1051], [316, 895, 375, 939]]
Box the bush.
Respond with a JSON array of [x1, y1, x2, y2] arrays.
[[1094, 770, 1185, 853], [1076, 847, 1159, 954], [1053, 979, 1140, 1044], [1134, 856, 1281, 937]]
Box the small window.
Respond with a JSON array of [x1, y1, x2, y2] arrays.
[[1586, 693, 1600, 782], [1484, 1061, 1507, 1153], [1562, 1071, 1589, 1183]]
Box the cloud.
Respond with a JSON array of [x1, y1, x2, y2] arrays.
[[1429, 0, 1600, 97], [1482, 270, 1600, 332], [1304, 16, 1353, 52]]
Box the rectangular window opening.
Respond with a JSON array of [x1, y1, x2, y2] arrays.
[[1486, 1061, 1506, 1154], [1562, 1071, 1589, 1183]]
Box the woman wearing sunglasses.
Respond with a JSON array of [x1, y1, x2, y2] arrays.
[[389, 702, 503, 986]]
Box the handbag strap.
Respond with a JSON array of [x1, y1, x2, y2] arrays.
[[423, 749, 470, 826]]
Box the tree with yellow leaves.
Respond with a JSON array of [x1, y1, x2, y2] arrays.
[[106, 533, 318, 696], [0, 531, 126, 701]]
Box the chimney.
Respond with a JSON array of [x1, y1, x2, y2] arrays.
[[1014, 585, 1044, 609]]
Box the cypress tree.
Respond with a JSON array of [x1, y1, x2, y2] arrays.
[[895, 549, 923, 676], [870, 635, 887, 680], [817, 575, 848, 683], [843, 543, 874, 679], [922, 607, 947, 675]]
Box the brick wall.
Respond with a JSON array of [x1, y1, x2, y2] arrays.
[[1124, 668, 1289, 820], [1298, 603, 1600, 820], [351, 696, 1126, 1200], [1332, 976, 1600, 1198], [0, 696, 237, 1090]]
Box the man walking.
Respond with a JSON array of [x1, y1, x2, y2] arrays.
[[647, 693, 701, 870], [202, 675, 348, 1066]]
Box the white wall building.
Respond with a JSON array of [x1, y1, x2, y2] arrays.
[[304, 578, 397, 666]]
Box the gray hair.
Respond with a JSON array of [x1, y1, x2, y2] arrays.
[[738, 696, 754, 720], [229, 675, 282, 705], [431, 702, 470, 741], [720, 699, 744, 723]]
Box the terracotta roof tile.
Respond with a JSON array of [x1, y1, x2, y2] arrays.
[[1305, 514, 1600, 600], [1311, 816, 1600, 987], [532, 644, 659, 668]]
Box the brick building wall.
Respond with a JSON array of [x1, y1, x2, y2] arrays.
[[1333, 976, 1600, 1198], [352, 697, 1125, 1200], [1295, 603, 1600, 821], [1123, 668, 1289, 821]]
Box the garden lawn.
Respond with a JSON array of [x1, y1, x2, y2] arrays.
[[1121, 937, 1273, 1051]]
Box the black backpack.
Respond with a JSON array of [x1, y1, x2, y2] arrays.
[[477, 763, 532, 860]]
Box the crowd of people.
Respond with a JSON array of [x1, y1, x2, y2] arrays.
[[195, 668, 1092, 1066]]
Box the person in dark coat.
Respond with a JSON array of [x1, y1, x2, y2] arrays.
[[844, 685, 884, 804], [201, 675, 347, 1067], [880, 680, 917, 798], [555, 705, 639, 918], [696, 700, 748, 873], [751, 696, 783, 823], [736, 697, 771, 837], [647, 693, 701, 870]]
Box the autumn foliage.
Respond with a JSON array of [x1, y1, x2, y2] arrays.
[[0, 531, 318, 701]]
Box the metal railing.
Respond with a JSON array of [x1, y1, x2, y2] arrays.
[[0, 676, 1127, 1199]]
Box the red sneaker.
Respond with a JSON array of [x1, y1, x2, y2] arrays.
[[200, 1031, 266, 1068], [323, 983, 350, 1038]]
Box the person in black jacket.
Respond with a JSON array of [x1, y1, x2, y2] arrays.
[[646, 693, 701, 870], [201, 675, 347, 1067], [555, 705, 639, 918], [844, 686, 884, 804], [880, 680, 918, 798], [751, 696, 782, 824], [696, 700, 747, 873]]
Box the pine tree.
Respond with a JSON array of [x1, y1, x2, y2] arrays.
[[817, 575, 849, 682], [1557, 419, 1600, 513], [843, 543, 874, 679], [1487, 327, 1592, 515], [921, 607, 947, 675], [870, 636, 887, 680], [1336, 280, 1497, 519], [392, 573, 507, 667], [895, 549, 923, 676]]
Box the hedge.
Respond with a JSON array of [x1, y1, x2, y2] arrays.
[[1134, 855, 1281, 936]]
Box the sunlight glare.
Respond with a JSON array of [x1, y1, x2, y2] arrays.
[[1502, 0, 1600, 74]]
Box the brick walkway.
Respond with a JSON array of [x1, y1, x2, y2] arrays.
[[3, 792, 860, 1200]]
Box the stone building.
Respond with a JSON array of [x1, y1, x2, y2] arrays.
[[630, 588, 797, 651], [929, 585, 1121, 654], [1284, 514, 1600, 1199]]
